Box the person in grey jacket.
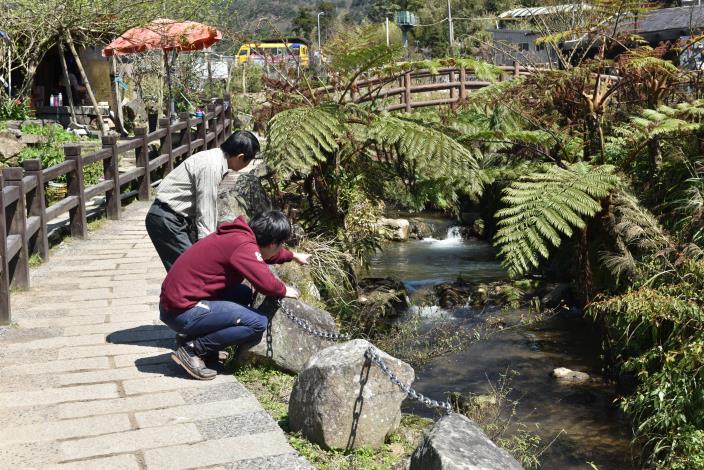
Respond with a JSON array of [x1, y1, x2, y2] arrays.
[[145, 131, 260, 271]]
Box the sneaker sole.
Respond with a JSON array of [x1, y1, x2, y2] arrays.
[[171, 353, 216, 381]]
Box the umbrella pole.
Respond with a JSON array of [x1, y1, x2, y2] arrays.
[[163, 49, 174, 119]]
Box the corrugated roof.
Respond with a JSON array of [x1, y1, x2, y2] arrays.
[[498, 4, 591, 19]]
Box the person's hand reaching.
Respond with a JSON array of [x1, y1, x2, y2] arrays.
[[293, 252, 312, 265], [285, 285, 300, 299]]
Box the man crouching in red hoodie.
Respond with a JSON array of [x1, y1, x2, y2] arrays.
[[159, 210, 310, 380]]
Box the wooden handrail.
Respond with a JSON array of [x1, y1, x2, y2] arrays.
[[0, 94, 234, 324]]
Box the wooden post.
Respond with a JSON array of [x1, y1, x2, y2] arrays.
[[350, 79, 357, 103], [459, 66, 467, 101], [159, 117, 174, 174], [206, 103, 217, 149], [101, 136, 121, 220], [513, 61, 520, 78], [0, 172, 10, 324], [223, 94, 233, 134], [449, 70, 456, 103], [134, 127, 150, 201], [3, 168, 29, 290], [65, 145, 87, 238], [216, 98, 226, 145], [22, 159, 48, 261], [196, 112, 207, 152], [403, 71, 412, 113], [109, 55, 127, 136], [179, 112, 193, 157]]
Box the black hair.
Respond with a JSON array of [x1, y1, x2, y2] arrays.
[[249, 210, 291, 246], [220, 130, 260, 161]]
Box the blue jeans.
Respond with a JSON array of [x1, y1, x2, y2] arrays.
[[160, 285, 267, 356]]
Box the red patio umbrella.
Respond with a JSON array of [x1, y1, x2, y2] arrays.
[[102, 19, 223, 116]]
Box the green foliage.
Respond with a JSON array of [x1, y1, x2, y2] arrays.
[[591, 260, 704, 469], [494, 163, 620, 277], [0, 98, 31, 120]]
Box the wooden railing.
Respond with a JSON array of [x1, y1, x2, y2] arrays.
[[311, 62, 546, 112], [0, 96, 233, 324]]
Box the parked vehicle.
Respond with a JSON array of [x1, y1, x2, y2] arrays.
[[236, 38, 310, 68]]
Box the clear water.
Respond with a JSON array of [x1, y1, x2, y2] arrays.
[[366, 227, 634, 470]]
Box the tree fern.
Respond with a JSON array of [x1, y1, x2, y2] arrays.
[[265, 105, 345, 177], [494, 162, 620, 277]]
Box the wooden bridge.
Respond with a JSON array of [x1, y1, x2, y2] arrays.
[[311, 62, 544, 112]]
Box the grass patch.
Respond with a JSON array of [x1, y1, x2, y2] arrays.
[[28, 253, 43, 268], [233, 364, 433, 469], [87, 216, 108, 233]]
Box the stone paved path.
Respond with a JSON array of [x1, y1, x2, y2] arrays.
[[0, 201, 312, 470]]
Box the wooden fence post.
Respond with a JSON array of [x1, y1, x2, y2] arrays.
[[159, 117, 174, 175], [206, 103, 217, 149], [3, 168, 29, 290], [0, 173, 10, 324], [449, 70, 456, 104], [403, 71, 412, 113], [216, 98, 226, 144], [513, 61, 520, 78], [101, 135, 121, 219], [196, 112, 207, 152], [134, 127, 150, 201], [22, 159, 48, 261], [64, 144, 87, 238], [179, 112, 193, 157], [223, 94, 233, 134], [459, 66, 467, 101]]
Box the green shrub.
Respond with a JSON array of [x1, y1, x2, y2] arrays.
[[0, 98, 31, 120]]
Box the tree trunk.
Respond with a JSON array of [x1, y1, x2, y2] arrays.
[[648, 138, 662, 172], [109, 56, 127, 136], [58, 41, 78, 126], [584, 113, 604, 162], [63, 30, 108, 135]]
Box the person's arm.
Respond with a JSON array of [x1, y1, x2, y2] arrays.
[[266, 247, 294, 264], [230, 243, 287, 297], [193, 163, 224, 239]]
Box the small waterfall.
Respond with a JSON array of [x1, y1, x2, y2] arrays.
[[445, 226, 463, 240]]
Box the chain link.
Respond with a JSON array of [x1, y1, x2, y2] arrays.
[[365, 345, 453, 414], [274, 299, 452, 413], [276, 300, 351, 341]]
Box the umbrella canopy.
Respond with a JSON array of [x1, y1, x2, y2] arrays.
[[102, 18, 222, 57]]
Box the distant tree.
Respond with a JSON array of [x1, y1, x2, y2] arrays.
[[292, 7, 316, 39]]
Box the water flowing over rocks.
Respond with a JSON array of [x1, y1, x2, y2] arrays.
[[410, 413, 524, 470], [378, 218, 410, 241], [243, 297, 340, 373], [288, 339, 414, 450]]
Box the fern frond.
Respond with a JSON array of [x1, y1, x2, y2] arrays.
[[265, 105, 346, 176], [494, 163, 620, 277]]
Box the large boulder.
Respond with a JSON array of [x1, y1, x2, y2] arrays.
[[0, 130, 26, 165], [244, 297, 340, 373], [217, 171, 271, 225], [410, 413, 524, 470], [289, 339, 414, 450], [378, 218, 410, 241]]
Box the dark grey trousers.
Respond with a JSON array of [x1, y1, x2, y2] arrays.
[[145, 200, 197, 271]]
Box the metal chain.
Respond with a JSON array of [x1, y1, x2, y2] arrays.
[[275, 299, 451, 413], [276, 300, 351, 341], [365, 345, 453, 414]]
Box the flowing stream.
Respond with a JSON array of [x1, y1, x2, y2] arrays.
[[366, 219, 634, 470]]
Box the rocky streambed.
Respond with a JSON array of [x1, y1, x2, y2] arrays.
[[365, 219, 635, 470]]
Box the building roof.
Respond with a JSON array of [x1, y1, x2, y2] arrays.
[[630, 5, 704, 34], [498, 4, 591, 19]]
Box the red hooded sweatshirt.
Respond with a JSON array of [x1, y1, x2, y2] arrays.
[[160, 216, 293, 312]]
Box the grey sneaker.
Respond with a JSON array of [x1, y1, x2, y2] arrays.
[[171, 343, 217, 380]]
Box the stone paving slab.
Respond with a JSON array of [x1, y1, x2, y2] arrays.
[[0, 201, 311, 469]]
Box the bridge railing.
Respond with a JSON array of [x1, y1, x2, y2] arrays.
[[0, 96, 234, 324], [350, 63, 546, 111]]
